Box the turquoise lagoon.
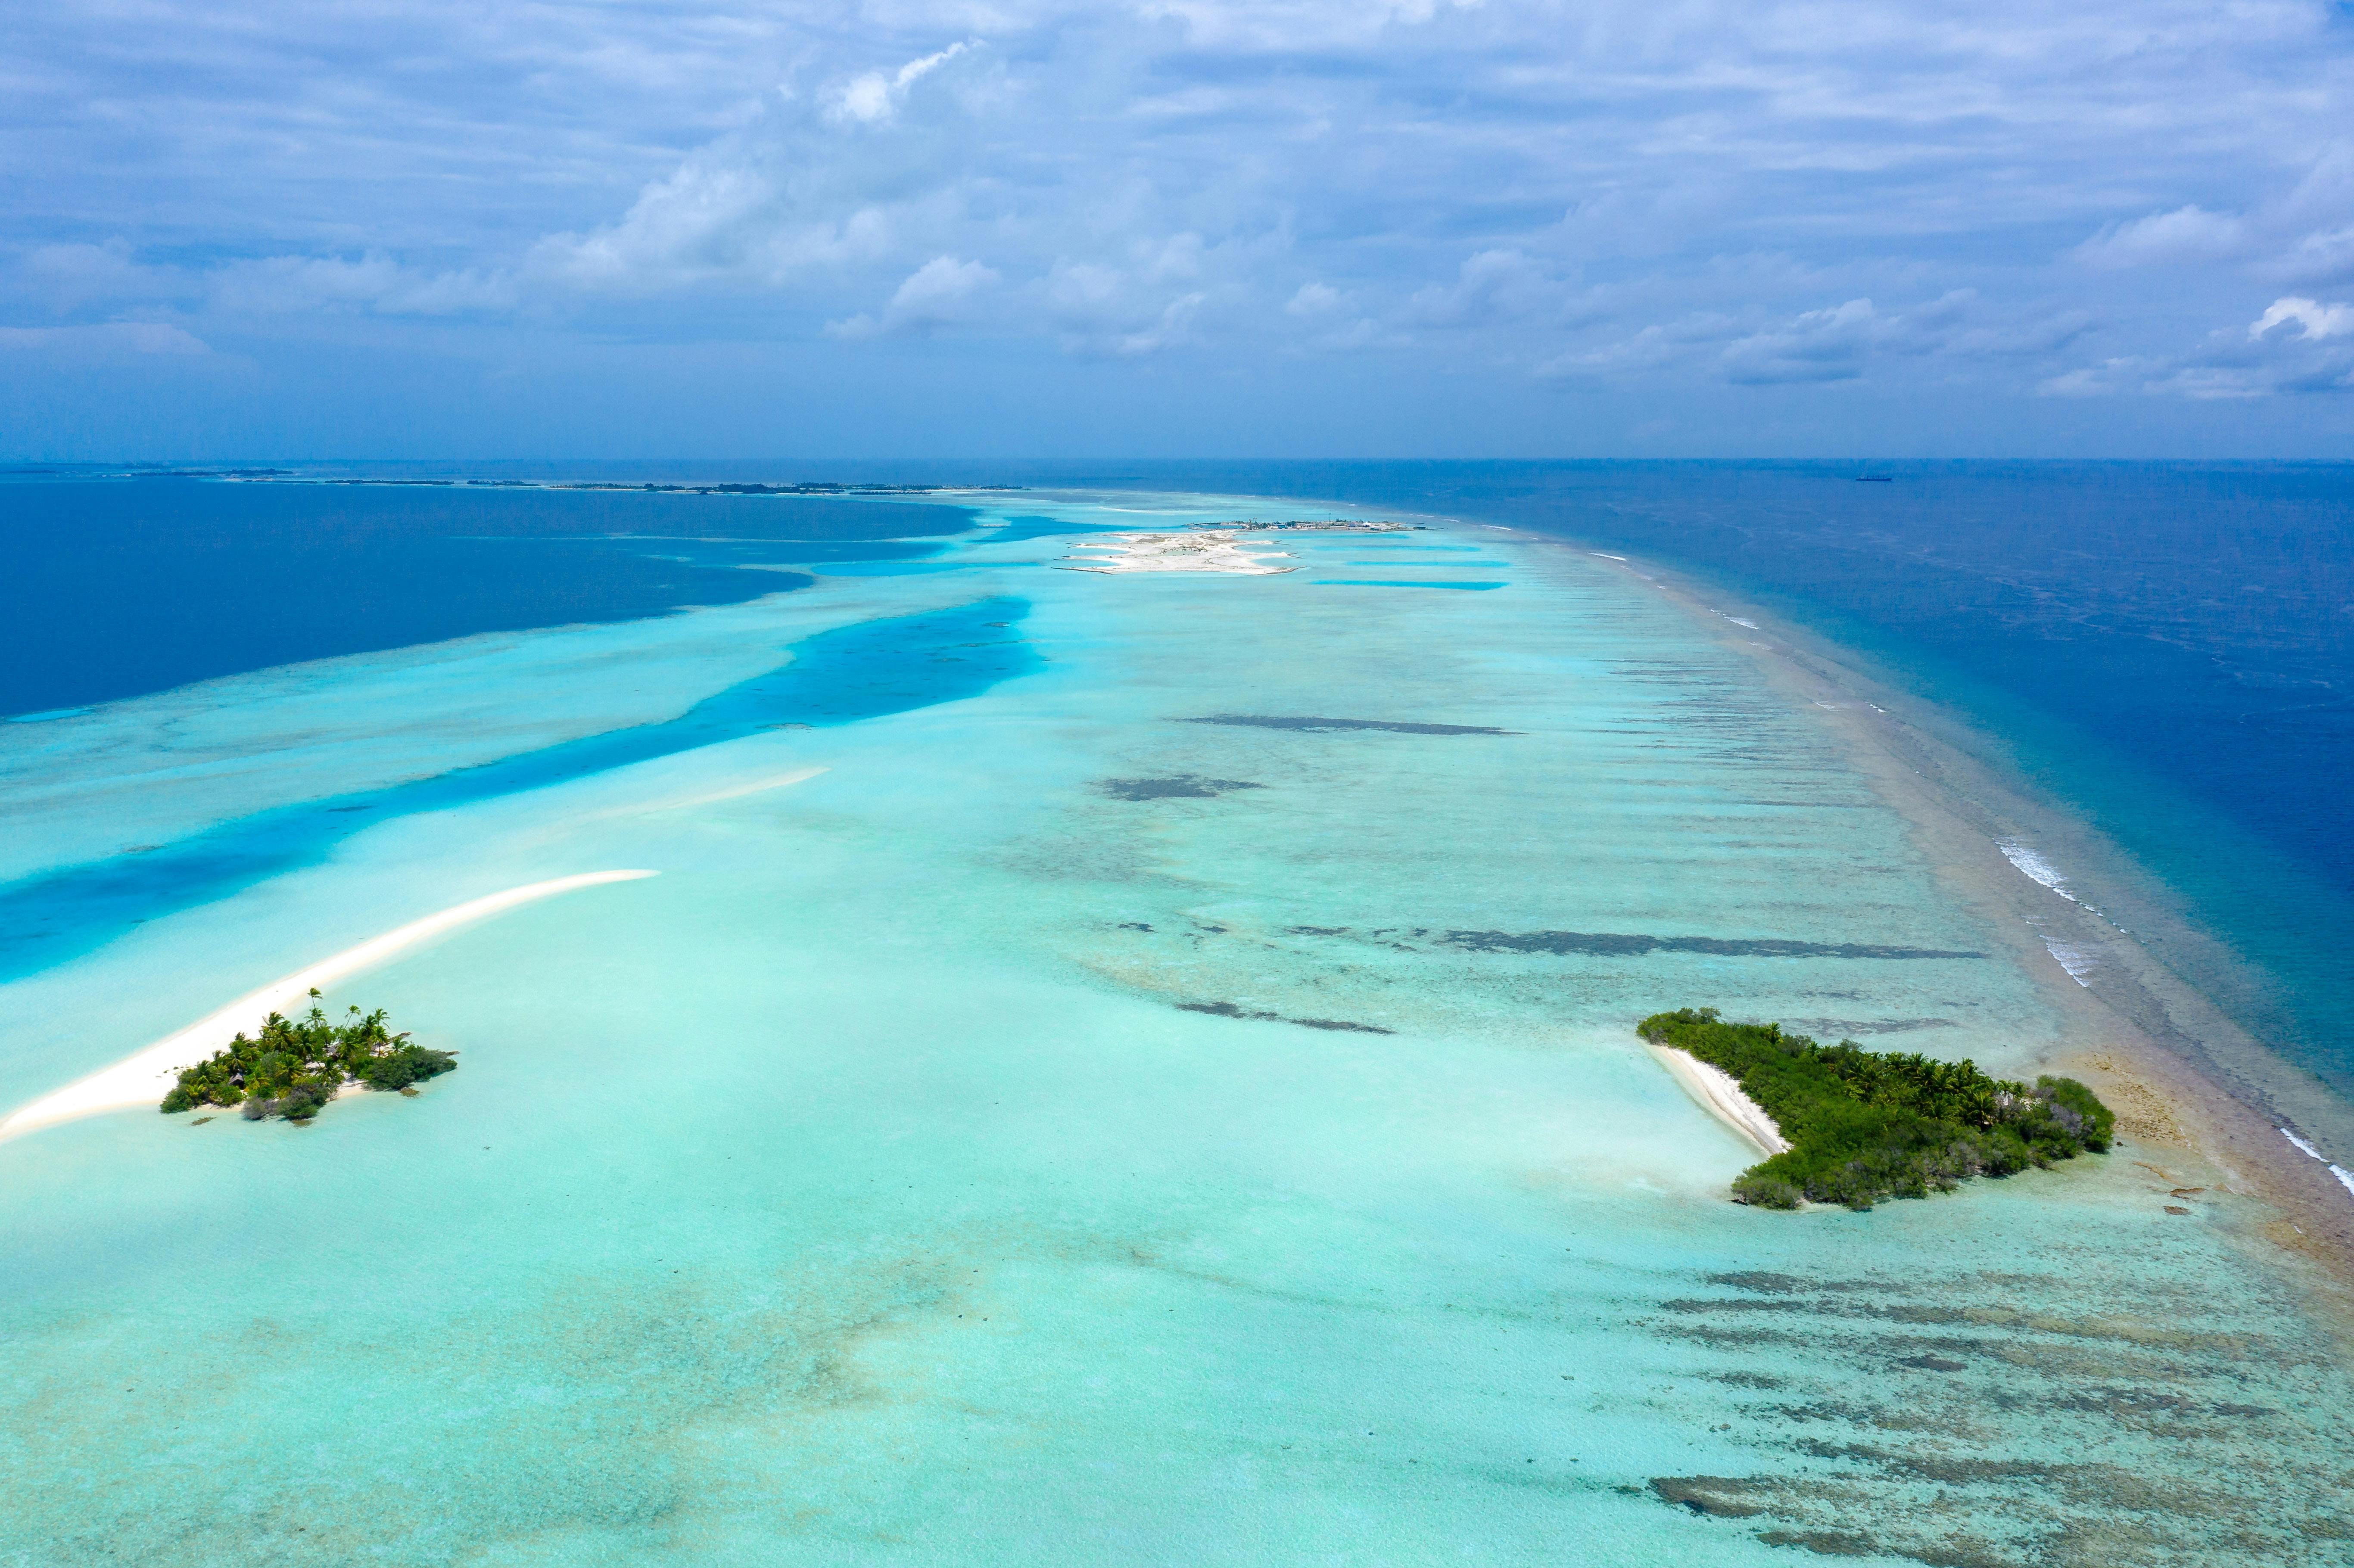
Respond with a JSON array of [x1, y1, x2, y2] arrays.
[[2, 488, 2349, 1565]]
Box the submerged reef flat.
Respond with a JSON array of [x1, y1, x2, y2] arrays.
[[1641, 1007, 2113, 1209], [2, 484, 2349, 1567]]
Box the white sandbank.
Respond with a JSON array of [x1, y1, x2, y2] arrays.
[[1061, 531, 1296, 575], [1648, 1044, 1791, 1157], [0, 870, 657, 1142], [586, 765, 828, 820]]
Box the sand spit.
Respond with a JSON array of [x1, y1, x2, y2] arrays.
[[1649, 1043, 1792, 1157], [1062, 531, 1298, 575], [1195, 519, 1423, 533], [0, 870, 657, 1142]]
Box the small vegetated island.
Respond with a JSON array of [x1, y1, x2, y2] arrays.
[[1638, 1007, 2113, 1209], [161, 993, 454, 1122]]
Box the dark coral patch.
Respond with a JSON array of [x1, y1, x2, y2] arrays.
[[1096, 775, 1266, 800], [1175, 1001, 1394, 1035]]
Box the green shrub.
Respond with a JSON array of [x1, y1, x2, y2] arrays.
[[1730, 1173, 1803, 1209], [1639, 1007, 2114, 1210], [358, 1045, 457, 1092], [160, 996, 454, 1123]]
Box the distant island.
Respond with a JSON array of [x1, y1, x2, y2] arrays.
[[1193, 519, 1423, 532], [161, 994, 454, 1122], [220, 476, 1003, 495], [1638, 1007, 2112, 1209]]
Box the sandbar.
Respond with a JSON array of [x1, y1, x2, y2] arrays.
[[0, 869, 657, 1142], [1061, 531, 1296, 575]]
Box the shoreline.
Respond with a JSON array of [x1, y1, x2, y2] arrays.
[[1060, 530, 1298, 575], [0, 870, 656, 1142], [1551, 538, 2354, 1302], [1647, 1043, 1790, 1157]]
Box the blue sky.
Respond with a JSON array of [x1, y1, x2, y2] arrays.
[[6, 0, 2354, 458]]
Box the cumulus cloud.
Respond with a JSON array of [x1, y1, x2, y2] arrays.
[[2074, 207, 2249, 269], [825, 42, 973, 125], [827, 254, 1000, 337], [6, 0, 2354, 423], [1043, 255, 1210, 357], [2068, 145, 2354, 287], [2042, 296, 2354, 398], [2251, 296, 2354, 342], [1408, 251, 1575, 330], [523, 41, 1000, 297]]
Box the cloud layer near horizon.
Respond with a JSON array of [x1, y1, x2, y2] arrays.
[[6, 0, 2354, 454]]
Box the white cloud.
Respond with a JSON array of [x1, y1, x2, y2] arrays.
[[1043, 256, 1211, 357], [2073, 206, 2248, 269], [2043, 296, 2354, 397], [8, 0, 2354, 427], [1720, 298, 1884, 384], [825, 42, 974, 126], [1408, 251, 1569, 330], [1106, 291, 1205, 357], [2251, 296, 2354, 342], [1286, 283, 1343, 317], [2036, 358, 2153, 398], [826, 254, 1000, 337]]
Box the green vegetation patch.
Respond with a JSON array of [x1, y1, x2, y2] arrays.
[[161, 992, 454, 1122], [1638, 1008, 2112, 1210]]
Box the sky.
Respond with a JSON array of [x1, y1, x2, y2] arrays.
[[5, 0, 2354, 459]]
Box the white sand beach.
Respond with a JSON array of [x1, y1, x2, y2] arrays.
[[0, 869, 657, 1141], [1061, 531, 1297, 574], [1649, 1043, 1791, 1156]]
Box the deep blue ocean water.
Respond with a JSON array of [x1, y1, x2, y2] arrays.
[[0, 474, 973, 715]]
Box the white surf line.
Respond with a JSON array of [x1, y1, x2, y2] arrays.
[[2037, 933, 2098, 987], [0, 870, 658, 1142], [2279, 1127, 2354, 1201], [1997, 839, 2079, 903], [1647, 1044, 1791, 1157]]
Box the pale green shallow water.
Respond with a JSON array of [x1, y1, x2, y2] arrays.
[[2, 493, 2350, 1566]]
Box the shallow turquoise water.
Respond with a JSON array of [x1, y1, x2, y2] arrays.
[[1, 491, 2348, 1565]]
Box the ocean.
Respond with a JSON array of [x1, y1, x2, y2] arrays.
[[2, 466, 2349, 1565]]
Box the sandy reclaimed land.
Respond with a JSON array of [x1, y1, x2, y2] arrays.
[[1062, 531, 1296, 575], [1649, 1043, 1792, 1157], [0, 870, 657, 1142]]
